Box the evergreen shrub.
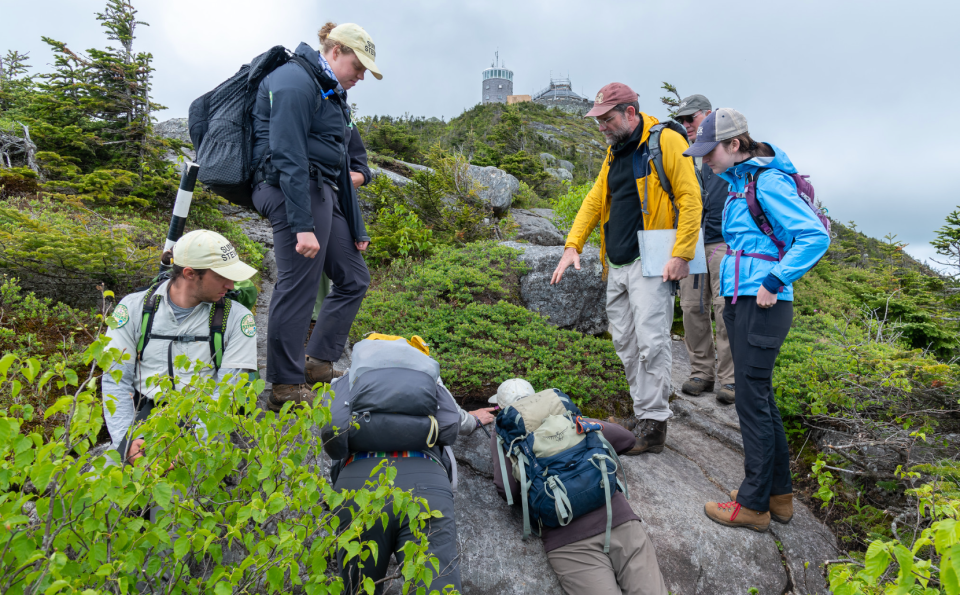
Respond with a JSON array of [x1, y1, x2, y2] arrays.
[[351, 243, 631, 414]]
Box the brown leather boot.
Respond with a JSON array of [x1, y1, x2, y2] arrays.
[[704, 500, 770, 532], [730, 490, 794, 524], [304, 355, 344, 386], [268, 383, 315, 413], [607, 416, 666, 455], [681, 377, 714, 396]]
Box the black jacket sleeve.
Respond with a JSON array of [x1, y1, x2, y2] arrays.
[[347, 126, 372, 186], [265, 66, 316, 234], [337, 159, 370, 243]]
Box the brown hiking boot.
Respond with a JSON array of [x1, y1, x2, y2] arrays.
[[704, 500, 770, 532], [267, 384, 315, 413], [681, 377, 714, 396], [716, 384, 736, 405], [304, 355, 344, 387], [730, 490, 794, 524], [607, 416, 667, 455]]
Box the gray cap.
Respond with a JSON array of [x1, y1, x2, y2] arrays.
[[675, 94, 712, 117], [683, 108, 749, 157]]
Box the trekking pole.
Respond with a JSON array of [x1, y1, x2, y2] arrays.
[[160, 161, 200, 273]]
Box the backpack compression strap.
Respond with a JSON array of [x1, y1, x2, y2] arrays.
[[589, 454, 616, 553], [207, 298, 230, 373], [496, 436, 514, 506], [513, 446, 533, 541]]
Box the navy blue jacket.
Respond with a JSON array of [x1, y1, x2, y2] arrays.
[[698, 158, 728, 245], [252, 43, 346, 233]]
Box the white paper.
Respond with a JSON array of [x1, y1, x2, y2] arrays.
[[637, 229, 707, 277]]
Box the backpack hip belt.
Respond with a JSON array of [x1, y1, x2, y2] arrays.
[[725, 248, 778, 304]]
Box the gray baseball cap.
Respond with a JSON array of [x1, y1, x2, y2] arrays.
[[683, 108, 749, 157], [675, 94, 712, 117]]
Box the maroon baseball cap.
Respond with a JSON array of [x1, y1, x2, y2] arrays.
[[585, 83, 639, 118]]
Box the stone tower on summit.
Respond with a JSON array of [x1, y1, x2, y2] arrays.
[[481, 52, 513, 105]]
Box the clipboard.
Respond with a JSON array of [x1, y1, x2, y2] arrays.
[[637, 229, 707, 277]]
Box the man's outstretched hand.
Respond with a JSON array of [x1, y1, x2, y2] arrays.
[[551, 247, 581, 285], [472, 407, 497, 426]]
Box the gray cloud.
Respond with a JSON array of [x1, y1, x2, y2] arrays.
[[6, 0, 958, 264]]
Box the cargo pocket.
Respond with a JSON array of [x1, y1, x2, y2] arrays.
[[745, 334, 782, 378]]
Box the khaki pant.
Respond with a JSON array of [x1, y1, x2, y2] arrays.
[[606, 259, 674, 421], [679, 241, 734, 386], [547, 520, 668, 595]]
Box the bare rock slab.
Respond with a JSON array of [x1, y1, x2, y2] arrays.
[[510, 209, 565, 246]]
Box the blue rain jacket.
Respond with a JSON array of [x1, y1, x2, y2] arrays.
[[718, 144, 830, 301]]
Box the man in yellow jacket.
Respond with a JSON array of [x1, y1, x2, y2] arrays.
[[551, 82, 702, 454]]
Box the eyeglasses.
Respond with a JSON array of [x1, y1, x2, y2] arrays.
[[675, 113, 701, 125], [594, 113, 619, 126]]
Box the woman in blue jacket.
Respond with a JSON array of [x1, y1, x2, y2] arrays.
[[684, 109, 829, 532]]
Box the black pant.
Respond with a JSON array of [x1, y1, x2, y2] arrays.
[[334, 457, 462, 595], [723, 296, 793, 512], [253, 180, 369, 385]]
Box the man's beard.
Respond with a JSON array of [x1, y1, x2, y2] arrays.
[[604, 120, 633, 146]]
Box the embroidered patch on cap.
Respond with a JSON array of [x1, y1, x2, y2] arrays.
[[111, 304, 130, 328], [595, 92, 604, 104], [241, 314, 256, 337]]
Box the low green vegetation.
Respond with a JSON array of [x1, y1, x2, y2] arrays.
[[351, 243, 632, 417]]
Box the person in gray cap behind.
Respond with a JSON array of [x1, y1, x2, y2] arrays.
[[674, 95, 736, 405]]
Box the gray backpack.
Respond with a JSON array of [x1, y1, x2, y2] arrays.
[[321, 339, 461, 461]]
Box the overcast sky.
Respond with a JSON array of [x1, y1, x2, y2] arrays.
[[5, 0, 959, 266]]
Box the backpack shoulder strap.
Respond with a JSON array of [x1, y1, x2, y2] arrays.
[[135, 283, 163, 363], [646, 123, 684, 228], [745, 169, 787, 260], [207, 298, 232, 373]]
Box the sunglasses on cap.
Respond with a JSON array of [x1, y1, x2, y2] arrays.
[[675, 113, 700, 125]]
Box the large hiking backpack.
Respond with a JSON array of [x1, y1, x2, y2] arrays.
[[495, 389, 628, 553], [632, 120, 698, 228], [321, 338, 462, 461], [736, 169, 832, 262], [188, 46, 325, 208]]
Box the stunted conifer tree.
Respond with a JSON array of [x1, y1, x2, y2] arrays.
[[32, 0, 164, 172]]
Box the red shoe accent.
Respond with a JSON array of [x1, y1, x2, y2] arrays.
[[717, 501, 741, 521]]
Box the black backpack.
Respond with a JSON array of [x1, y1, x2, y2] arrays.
[[631, 120, 699, 228], [187, 46, 321, 208]]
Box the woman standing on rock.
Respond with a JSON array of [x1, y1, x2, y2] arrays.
[[250, 22, 378, 409], [682, 109, 830, 532]]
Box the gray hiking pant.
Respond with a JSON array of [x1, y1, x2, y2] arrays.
[[253, 180, 369, 385], [547, 520, 668, 595], [679, 241, 734, 386], [334, 457, 461, 595]]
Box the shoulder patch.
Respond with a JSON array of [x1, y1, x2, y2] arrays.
[[240, 314, 256, 337], [111, 304, 130, 328]]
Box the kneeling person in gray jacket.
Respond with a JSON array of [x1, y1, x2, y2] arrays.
[[321, 336, 494, 594]]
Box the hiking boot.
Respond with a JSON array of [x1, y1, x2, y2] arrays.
[[607, 416, 667, 455], [681, 377, 714, 396], [730, 490, 794, 524], [704, 500, 770, 532], [267, 384, 315, 412], [304, 355, 344, 386], [716, 384, 736, 405]]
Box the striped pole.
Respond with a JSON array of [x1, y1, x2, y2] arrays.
[[161, 161, 199, 271]]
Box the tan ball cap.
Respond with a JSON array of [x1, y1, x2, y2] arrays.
[[172, 230, 257, 282], [328, 23, 382, 80]]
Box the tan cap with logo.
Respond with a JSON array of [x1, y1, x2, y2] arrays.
[[172, 230, 257, 282], [328, 23, 382, 80]]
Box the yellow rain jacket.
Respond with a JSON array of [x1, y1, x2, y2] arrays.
[[565, 113, 702, 278]]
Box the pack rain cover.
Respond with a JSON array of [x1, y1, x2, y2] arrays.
[[321, 339, 459, 460]]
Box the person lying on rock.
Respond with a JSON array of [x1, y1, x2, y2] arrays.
[[102, 229, 259, 467], [683, 109, 829, 532], [320, 334, 496, 595], [489, 378, 668, 595]]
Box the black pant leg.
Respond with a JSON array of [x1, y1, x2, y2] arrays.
[[394, 478, 463, 593], [333, 458, 460, 595], [253, 180, 333, 385], [306, 198, 370, 362], [727, 297, 793, 511]]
